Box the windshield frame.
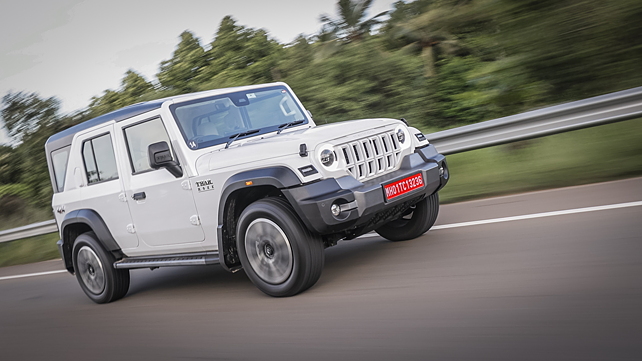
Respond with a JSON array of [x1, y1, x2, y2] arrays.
[[169, 85, 309, 150]]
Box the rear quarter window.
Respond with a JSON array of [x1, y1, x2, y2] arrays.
[[51, 146, 70, 192]]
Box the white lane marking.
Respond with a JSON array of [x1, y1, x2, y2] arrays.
[[0, 270, 67, 281], [432, 201, 642, 229], [361, 200, 642, 237]]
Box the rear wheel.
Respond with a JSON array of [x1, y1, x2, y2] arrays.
[[375, 192, 439, 242], [237, 197, 324, 297], [72, 232, 130, 304]]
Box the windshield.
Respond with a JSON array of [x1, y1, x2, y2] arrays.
[[170, 85, 308, 150]]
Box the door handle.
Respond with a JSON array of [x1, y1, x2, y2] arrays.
[[132, 192, 146, 201]]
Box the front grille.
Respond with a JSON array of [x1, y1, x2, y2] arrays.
[[339, 131, 402, 181]]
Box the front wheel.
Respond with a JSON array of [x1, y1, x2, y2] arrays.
[[72, 232, 130, 304], [237, 197, 324, 297], [375, 192, 440, 242]]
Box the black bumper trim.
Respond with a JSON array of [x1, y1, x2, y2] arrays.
[[57, 239, 73, 274], [282, 144, 448, 236]]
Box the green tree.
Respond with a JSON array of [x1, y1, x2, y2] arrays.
[[282, 37, 430, 126], [383, 0, 496, 77], [88, 70, 155, 116], [381, 0, 433, 42], [0, 91, 73, 206], [196, 16, 282, 90], [320, 0, 388, 42], [157, 31, 207, 93], [491, 0, 642, 100], [274, 36, 314, 79], [0, 145, 20, 184], [13, 118, 70, 205], [121, 70, 154, 99], [1, 92, 60, 140]]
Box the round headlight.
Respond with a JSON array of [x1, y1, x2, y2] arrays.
[[396, 129, 406, 144], [320, 149, 335, 167]]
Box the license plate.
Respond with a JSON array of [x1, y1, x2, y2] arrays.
[[383, 173, 425, 201]]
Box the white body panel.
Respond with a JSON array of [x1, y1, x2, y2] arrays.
[[50, 82, 430, 258]]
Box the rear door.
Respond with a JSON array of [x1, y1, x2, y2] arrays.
[[71, 124, 139, 250]]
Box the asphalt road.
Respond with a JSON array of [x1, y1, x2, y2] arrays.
[[1, 178, 641, 361]]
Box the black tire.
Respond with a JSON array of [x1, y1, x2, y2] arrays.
[[72, 232, 130, 304], [375, 192, 440, 242], [237, 197, 324, 297]]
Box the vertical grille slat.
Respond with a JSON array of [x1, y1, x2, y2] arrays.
[[372, 138, 380, 156], [342, 147, 351, 165], [339, 130, 403, 181]]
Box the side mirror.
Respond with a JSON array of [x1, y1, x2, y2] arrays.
[[148, 141, 183, 178]]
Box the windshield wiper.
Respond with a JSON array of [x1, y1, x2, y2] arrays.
[[277, 120, 305, 134], [225, 129, 260, 149]]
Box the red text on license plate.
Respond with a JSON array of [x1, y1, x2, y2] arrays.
[[384, 173, 424, 200]]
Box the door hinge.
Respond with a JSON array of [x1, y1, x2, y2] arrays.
[[118, 193, 127, 202], [126, 224, 136, 234], [189, 215, 201, 226], [181, 180, 192, 190]]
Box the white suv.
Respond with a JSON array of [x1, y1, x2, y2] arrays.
[[45, 82, 449, 303]]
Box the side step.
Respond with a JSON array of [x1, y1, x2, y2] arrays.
[[113, 252, 220, 269]]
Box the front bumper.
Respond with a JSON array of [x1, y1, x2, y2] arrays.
[[282, 144, 448, 237]]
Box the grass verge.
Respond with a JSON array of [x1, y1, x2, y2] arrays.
[[438, 117, 642, 203], [0, 233, 60, 268], [0, 205, 54, 232]]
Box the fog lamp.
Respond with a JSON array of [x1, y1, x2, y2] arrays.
[[331, 203, 341, 217]]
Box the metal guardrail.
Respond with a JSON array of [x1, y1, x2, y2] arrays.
[[0, 220, 58, 243], [429, 86, 642, 155], [2, 86, 642, 244]]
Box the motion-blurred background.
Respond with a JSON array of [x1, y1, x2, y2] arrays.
[[1, 0, 642, 266]]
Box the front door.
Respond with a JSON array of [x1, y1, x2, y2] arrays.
[[115, 116, 204, 248]]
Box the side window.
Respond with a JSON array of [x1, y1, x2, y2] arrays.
[[82, 133, 118, 184], [51, 146, 70, 192], [123, 118, 172, 174]]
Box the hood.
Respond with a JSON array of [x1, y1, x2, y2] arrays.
[[194, 118, 403, 173]]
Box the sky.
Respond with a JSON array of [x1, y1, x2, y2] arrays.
[[0, 0, 395, 144]]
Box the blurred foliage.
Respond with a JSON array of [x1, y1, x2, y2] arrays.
[[0, 92, 75, 210], [194, 16, 283, 90], [1, 92, 60, 140], [0, 145, 20, 184], [62, 0, 642, 127], [440, 117, 642, 204], [279, 37, 430, 123], [0, 232, 59, 268], [88, 70, 155, 116], [157, 31, 207, 93], [491, 0, 642, 99], [320, 0, 389, 42], [1, 0, 642, 233]]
